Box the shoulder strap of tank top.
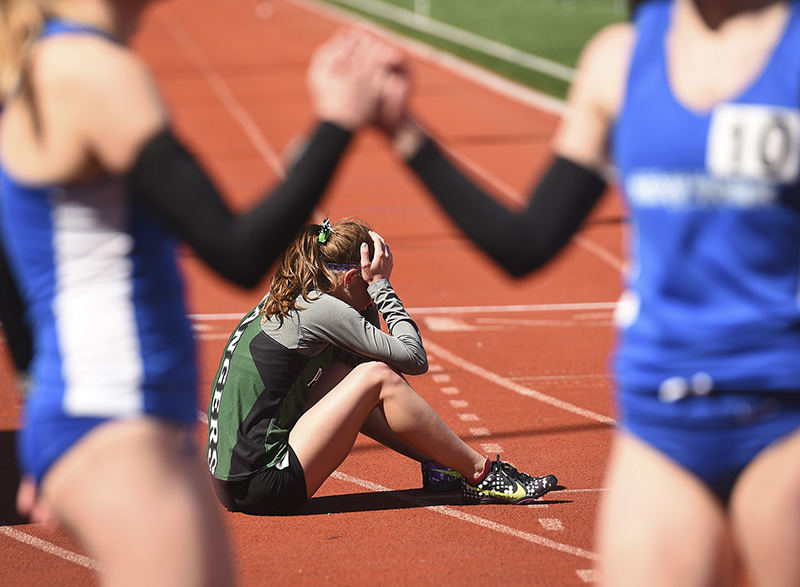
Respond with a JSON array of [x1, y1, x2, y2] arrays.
[[37, 19, 121, 44]]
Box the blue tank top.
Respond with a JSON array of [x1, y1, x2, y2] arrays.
[[0, 20, 197, 422], [612, 1, 800, 395]]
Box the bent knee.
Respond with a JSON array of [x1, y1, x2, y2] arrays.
[[350, 361, 404, 388]]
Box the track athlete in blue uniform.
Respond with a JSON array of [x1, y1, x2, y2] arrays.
[[207, 219, 558, 514], [0, 0, 402, 583], [379, 0, 800, 585]]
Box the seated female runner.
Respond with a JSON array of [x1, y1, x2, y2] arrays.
[[206, 218, 558, 514]]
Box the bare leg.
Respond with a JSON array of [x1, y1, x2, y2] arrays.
[[360, 405, 429, 462], [304, 359, 351, 409], [596, 432, 735, 587], [290, 361, 485, 496], [730, 427, 800, 587], [40, 419, 235, 587], [306, 359, 432, 463]]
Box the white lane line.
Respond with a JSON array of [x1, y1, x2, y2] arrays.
[[575, 312, 614, 320], [573, 235, 625, 273], [447, 155, 624, 274], [300, 0, 575, 82], [159, 8, 326, 225], [430, 141, 625, 274], [411, 302, 618, 315], [474, 317, 613, 328], [256, 1, 276, 20], [424, 316, 483, 332], [188, 301, 619, 322], [431, 353, 500, 453], [193, 317, 610, 339], [577, 568, 601, 583], [509, 374, 608, 382], [165, 2, 619, 282], [0, 527, 100, 571], [330, 471, 599, 561], [188, 313, 243, 321], [158, 15, 286, 179], [287, 0, 567, 115], [431, 374, 451, 383], [425, 340, 616, 426], [197, 333, 237, 341], [539, 518, 565, 531], [5, 6, 594, 577], [440, 141, 625, 273], [284, 0, 622, 273]]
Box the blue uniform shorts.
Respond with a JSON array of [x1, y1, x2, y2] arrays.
[[18, 385, 197, 485], [619, 389, 800, 503], [18, 414, 106, 485]]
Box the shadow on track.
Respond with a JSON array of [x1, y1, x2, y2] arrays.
[[0, 429, 26, 525], [289, 488, 570, 516]]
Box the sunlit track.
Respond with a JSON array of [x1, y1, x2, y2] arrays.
[[330, 471, 600, 561], [294, 0, 577, 82], [435, 142, 626, 273], [187, 301, 619, 322], [1, 1, 620, 583], [157, 13, 287, 179], [156, 4, 327, 223], [0, 527, 99, 571], [287, 0, 567, 115], [286, 0, 624, 274], [425, 341, 616, 425]]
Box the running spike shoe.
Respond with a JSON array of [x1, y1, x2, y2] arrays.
[[421, 460, 462, 492], [461, 456, 558, 504]]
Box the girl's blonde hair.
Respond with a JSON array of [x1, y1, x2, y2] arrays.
[[262, 219, 374, 321], [0, 0, 50, 98]]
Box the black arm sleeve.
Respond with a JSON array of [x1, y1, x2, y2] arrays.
[[127, 121, 352, 288], [407, 138, 607, 277]]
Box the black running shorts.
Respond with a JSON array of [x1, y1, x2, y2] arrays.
[[213, 445, 308, 515]]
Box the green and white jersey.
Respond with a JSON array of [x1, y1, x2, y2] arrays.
[[206, 279, 427, 481]]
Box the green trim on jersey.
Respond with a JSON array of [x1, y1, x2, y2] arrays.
[[207, 280, 427, 481], [207, 303, 263, 479], [206, 301, 334, 481], [263, 347, 333, 469]]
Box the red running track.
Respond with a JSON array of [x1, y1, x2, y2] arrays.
[[0, 0, 630, 584]]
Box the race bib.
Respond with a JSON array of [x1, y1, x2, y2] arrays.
[[707, 104, 800, 183]]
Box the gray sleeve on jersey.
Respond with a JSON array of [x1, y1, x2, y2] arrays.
[[301, 282, 428, 375], [330, 304, 381, 367]]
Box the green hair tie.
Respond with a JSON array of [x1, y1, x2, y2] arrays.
[[318, 218, 333, 243]]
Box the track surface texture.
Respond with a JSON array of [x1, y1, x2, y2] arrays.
[[0, 1, 630, 584]]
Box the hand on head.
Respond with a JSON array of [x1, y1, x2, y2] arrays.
[[360, 230, 393, 284], [307, 28, 407, 131]]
